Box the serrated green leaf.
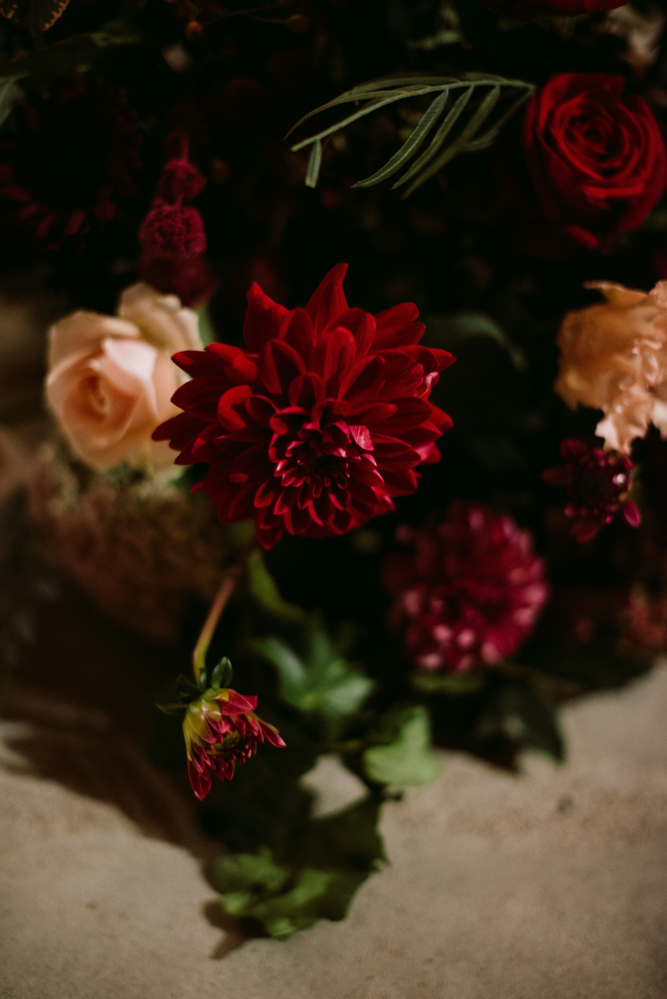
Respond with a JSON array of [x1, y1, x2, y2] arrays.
[[252, 627, 374, 739], [363, 705, 442, 787], [212, 797, 385, 939]]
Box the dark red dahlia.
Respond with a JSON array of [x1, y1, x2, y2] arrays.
[[139, 204, 207, 257], [0, 79, 142, 250], [155, 264, 454, 548], [183, 687, 285, 800], [384, 503, 549, 672], [542, 439, 640, 542]]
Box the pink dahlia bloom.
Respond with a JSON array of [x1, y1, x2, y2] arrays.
[[542, 439, 640, 542], [384, 503, 549, 672], [155, 264, 454, 548], [183, 688, 285, 800]]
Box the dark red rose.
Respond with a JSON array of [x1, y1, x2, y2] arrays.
[[154, 264, 454, 548], [383, 503, 549, 673], [486, 0, 626, 18], [523, 73, 667, 250]]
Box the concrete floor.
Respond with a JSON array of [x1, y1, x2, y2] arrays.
[[2, 665, 667, 999]]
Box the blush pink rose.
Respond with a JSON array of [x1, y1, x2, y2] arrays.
[[46, 282, 203, 472]]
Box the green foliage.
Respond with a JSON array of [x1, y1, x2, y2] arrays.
[[244, 548, 306, 624], [0, 22, 140, 84], [473, 677, 565, 764], [363, 705, 442, 787], [424, 312, 526, 371], [212, 797, 385, 940], [287, 74, 535, 195], [410, 670, 486, 695], [0, 77, 21, 129], [252, 621, 374, 739]]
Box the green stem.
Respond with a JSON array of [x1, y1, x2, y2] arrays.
[[192, 542, 257, 683]]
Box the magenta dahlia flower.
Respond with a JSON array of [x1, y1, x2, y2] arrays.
[[155, 264, 454, 548], [542, 439, 640, 543], [384, 503, 549, 672], [183, 687, 285, 800]]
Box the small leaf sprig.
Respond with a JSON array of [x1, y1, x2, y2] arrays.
[[286, 73, 535, 196]]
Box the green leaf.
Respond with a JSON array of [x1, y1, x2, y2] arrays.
[[0, 77, 21, 129], [244, 548, 305, 624], [211, 797, 385, 939], [363, 705, 442, 787], [252, 625, 374, 739], [305, 139, 322, 188], [196, 304, 218, 347], [287, 73, 534, 196], [0, 23, 141, 84], [423, 311, 526, 370], [0, 0, 69, 34], [473, 679, 565, 763], [210, 656, 233, 690], [410, 670, 486, 695]]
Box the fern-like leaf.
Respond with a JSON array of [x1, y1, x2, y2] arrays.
[[286, 73, 534, 196]]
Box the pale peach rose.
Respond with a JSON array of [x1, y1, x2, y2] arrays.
[[555, 280, 667, 453], [46, 282, 203, 472]]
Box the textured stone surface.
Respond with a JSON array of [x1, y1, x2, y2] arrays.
[[2, 666, 667, 999]]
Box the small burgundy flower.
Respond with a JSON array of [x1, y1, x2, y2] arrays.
[[183, 687, 285, 800], [542, 439, 640, 542], [384, 503, 549, 672], [139, 204, 207, 257], [154, 264, 454, 548], [156, 158, 206, 202]]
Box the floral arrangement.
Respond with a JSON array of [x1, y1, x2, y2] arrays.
[[2, 0, 667, 945]]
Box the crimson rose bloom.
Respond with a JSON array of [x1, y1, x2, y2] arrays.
[[155, 265, 454, 548], [183, 687, 285, 800], [487, 0, 625, 18], [384, 503, 549, 672], [523, 74, 667, 250]]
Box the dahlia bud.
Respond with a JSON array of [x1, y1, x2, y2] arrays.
[[542, 439, 640, 543], [160, 658, 285, 800], [139, 204, 207, 258], [156, 159, 206, 203]]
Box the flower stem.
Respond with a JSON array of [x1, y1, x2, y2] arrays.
[[192, 542, 256, 683]]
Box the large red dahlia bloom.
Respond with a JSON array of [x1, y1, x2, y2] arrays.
[[155, 265, 454, 548], [384, 503, 549, 672]]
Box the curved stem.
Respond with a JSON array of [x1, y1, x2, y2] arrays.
[[192, 542, 256, 683]]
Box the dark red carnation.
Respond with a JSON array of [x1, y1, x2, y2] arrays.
[[139, 204, 207, 257], [542, 439, 640, 542], [384, 503, 549, 672], [183, 687, 285, 800], [0, 79, 142, 250], [523, 73, 667, 250], [486, 0, 625, 18], [154, 264, 454, 548]]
